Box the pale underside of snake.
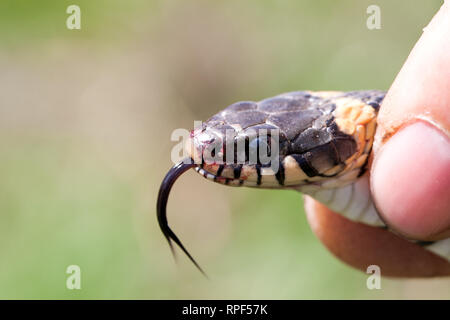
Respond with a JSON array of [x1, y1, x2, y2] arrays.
[[157, 90, 450, 276]]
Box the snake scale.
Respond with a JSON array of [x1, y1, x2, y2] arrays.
[[157, 90, 450, 276]]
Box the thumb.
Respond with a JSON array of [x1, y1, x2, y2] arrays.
[[371, 1, 450, 240]]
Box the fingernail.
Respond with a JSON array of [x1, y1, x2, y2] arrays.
[[371, 121, 450, 240]]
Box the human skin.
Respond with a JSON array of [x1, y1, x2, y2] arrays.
[[304, 1, 450, 277]]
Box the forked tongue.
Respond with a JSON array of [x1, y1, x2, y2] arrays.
[[156, 158, 208, 277]]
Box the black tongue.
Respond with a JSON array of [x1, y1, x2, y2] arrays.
[[156, 158, 208, 277]]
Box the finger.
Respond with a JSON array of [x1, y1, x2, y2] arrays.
[[371, 2, 450, 240], [304, 196, 450, 277]]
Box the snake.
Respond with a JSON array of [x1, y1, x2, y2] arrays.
[[157, 90, 450, 276]]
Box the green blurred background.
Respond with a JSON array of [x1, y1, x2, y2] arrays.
[[0, 0, 448, 299]]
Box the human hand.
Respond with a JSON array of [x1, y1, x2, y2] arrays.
[[304, 1, 450, 277]]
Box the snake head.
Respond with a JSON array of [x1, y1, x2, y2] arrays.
[[186, 91, 384, 191]]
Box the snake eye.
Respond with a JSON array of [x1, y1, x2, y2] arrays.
[[248, 136, 271, 164]]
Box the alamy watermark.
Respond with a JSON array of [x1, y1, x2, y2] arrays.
[[171, 121, 280, 174], [366, 265, 381, 290], [66, 5, 81, 30], [66, 265, 81, 290], [366, 5, 381, 30]]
